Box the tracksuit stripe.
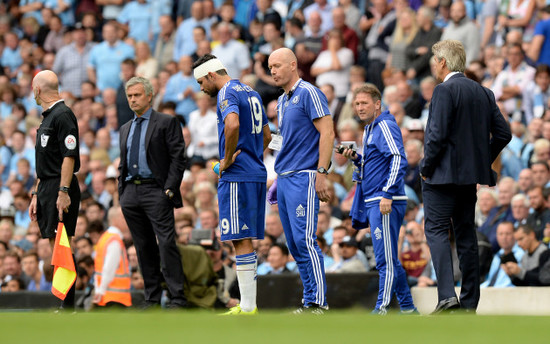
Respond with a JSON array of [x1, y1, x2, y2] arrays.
[[301, 84, 324, 118], [381, 214, 394, 311], [380, 121, 401, 193], [306, 172, 323, 305]]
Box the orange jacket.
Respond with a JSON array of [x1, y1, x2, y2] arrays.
[[94, 231, 132, 307]]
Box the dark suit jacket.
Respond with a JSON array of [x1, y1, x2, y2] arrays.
[[421, 74, 511, 186], [118, 110, 186, 208]]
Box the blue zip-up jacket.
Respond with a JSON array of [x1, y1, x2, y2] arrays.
[[350, 111, 408, 229]]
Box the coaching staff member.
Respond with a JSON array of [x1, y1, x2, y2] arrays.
[[421, 40, 511, 314], [268, 48, 335, 314], [29, 70, 81, 309], [118, 76, 187, 308]]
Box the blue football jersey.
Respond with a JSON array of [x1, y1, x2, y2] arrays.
[[274, 79, 331, 174], [217, 79, 268, 182]]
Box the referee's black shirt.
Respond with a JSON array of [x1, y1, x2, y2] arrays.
[[35, 101, 80, 180]]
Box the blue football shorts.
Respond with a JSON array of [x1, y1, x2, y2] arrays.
[[218, 180, 266, 242]]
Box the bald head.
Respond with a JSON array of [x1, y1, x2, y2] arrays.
[[32, 70, 60, 108], [268, 48, 299, 92], [270, 47, 297, 64], [33, 70, 59, 92]]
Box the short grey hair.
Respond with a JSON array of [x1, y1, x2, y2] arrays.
[[432, 40, 466, 73], [511, 193, 530, 208], [125, 76, 154, 103]]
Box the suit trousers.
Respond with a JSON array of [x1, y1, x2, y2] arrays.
[[422, 183, 480, 309], [120, 183, 187, 306]]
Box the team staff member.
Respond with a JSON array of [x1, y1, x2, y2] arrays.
[[421, 40, 511, 313], [93, 206, 132, 308], [336, 84, 416, 314], [193, 54, 271, 315], [268, 48, 335, 314], [118, 76, 187, 309], [29, 70, 81, 309]]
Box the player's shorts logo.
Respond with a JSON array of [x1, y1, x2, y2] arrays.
[[41, 134, 50, 147], [374, 227, 382, 240], [296, 204, 305, 217], [292, 95, 300, 104]]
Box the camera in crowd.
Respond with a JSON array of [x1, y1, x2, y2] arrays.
[[188, 228, 220, 251]]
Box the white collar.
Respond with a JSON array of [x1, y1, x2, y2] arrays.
[[47, 99, 64, 110], [444, 72, 460, 82]]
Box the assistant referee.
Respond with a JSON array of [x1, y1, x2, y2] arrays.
[[29, 70, 81, 310]]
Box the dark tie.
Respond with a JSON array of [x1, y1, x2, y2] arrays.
[[129, 117, 143, 177]]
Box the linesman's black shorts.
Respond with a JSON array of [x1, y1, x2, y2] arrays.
[[37, 177, 80, 239]]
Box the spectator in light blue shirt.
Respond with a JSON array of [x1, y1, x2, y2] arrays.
[[1, 32, 23, 80], [19, 0, 45, 25], [163, 56, 200, 124], [234, 0, 257, 27], [88, 22, 135, 91], [43, 0, 74, 26], [173, 1, 211, 61], [0, 133, 12, 187], [117, 0, 152, 43], [14, 192, 31, 231], [149, 0, 172, 47], [481, 222, 525, 287], [8, 131, 35, 177]]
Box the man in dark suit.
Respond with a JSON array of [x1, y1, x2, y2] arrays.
[[118, 76, 187, 308], [421, 40, 511, 314]]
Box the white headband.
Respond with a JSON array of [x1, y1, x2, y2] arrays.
[[194, 58, 226, 80]]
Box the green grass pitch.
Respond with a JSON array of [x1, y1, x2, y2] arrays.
[[1, 309, 548, 343]]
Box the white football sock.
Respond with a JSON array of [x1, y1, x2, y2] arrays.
[[236, 252, 257, 312]]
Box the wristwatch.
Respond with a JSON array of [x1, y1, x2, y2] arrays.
[[165, 189, 174, 199], [317, 167, 329, 175], [59, 186, 70, 193]]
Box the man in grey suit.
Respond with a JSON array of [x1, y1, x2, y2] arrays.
[[118, 76, 187, 308], [421, 40, 511, 313]]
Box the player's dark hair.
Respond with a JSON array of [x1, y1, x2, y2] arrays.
[[192, 54, 228, 76]]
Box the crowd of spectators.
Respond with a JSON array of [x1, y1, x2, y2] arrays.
[[1, 0, 550, 308]]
